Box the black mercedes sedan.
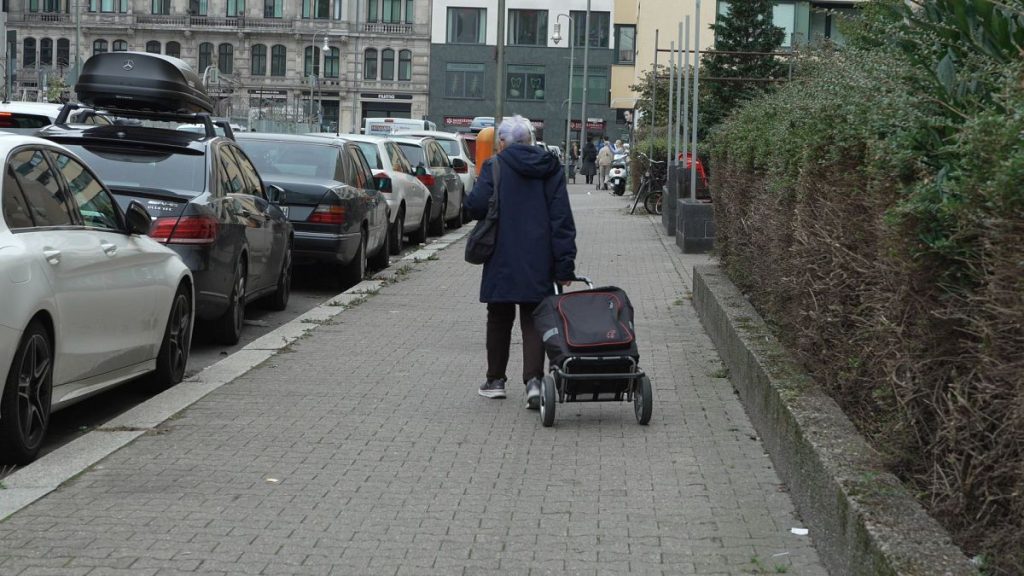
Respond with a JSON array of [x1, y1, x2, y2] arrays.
[[234, 133, 389, 287], [37, 123, 293, 345]]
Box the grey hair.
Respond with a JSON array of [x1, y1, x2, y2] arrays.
[[497, 115, 533, 146]]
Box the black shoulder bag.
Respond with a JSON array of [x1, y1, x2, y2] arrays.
[[464, 158, 501, 265]]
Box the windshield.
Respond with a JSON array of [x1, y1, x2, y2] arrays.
[[238, 140, 340, 180], [63, 143, 207, 194], [355, 142, 383, 170], [397, 143, 425, 167]]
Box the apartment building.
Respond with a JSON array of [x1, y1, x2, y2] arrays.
[[428, 0, 624, 145], [5, 0, 432, 132]]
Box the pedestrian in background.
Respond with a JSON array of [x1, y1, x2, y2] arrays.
[[581, 139, 597, 185], [597, 140, 614, 191], [568, 142, 580, 184], [464, 115, 578, 408]]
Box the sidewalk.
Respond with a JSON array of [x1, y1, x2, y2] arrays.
[[0, 183, 827, 575]]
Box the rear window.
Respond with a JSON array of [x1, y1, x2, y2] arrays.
[[463, 137, 478, 162], [0, 113, 51, 130], [63, 143, 207, 195], [397, 143, 425, 167], [434, 139, 461, 156], [238, 140, 340, 180], [355, 142, 383, 170]]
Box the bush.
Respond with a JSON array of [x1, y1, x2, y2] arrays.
[[710, 3, 1024, 572]]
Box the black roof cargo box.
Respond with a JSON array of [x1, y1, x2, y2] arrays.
[[75, 52, 214, 114]]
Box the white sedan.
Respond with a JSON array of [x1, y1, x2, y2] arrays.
[[0, 135, 193, 464]]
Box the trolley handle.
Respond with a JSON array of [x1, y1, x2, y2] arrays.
[[554, 275, 594, 295]]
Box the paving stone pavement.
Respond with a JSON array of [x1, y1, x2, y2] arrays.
[[0, 183, 828, 575]]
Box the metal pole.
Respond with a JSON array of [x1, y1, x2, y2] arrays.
[[675, 21, 683, 164], [493, 0, 506, 154], [578, 0, 591, 157], [666, 40, 675, 168], [75, 0, 81, 87], [689, 0, 701, 202], [565, 15, 574, 162], [649, 29, 658, 162], [681, 15, 690, 180]]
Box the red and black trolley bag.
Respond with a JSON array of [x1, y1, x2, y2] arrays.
[[533, 286, 638, 366]]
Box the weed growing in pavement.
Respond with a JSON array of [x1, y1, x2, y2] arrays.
[[709, 366, 730, 379]]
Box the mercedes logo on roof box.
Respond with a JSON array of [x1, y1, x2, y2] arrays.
[[122, 60, 134, 71]]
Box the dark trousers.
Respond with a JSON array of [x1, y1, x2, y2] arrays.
[[486, 303, 544, 384]]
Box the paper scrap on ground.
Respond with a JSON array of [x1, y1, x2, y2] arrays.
[[790, 528, 808, 536]]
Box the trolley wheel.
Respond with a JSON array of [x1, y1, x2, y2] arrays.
[[634, 375, 653, 425], [540, 374, 557, 427]]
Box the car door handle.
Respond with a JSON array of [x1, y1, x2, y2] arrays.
[[42, 248, 61, 265], [101, 242, 118, 256]]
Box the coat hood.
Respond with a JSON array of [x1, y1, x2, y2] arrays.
[[498, 144, 562, 179]]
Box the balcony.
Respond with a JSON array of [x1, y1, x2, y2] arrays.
[[134, 14, 298, 32], [13, 12, 73, 25], [360, 22, 429, 37]]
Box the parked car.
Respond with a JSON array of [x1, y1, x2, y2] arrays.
[[0, 134, 194, 463], [397, 130, 476, 204], [339, 133, 432, 253], [234, 133, 389, 286], [391, 136, 464, 235], [0, 102, 111, 135], [37, 122, 293, 345]]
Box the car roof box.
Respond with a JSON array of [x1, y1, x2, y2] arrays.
[[75, 52, 214, 115]]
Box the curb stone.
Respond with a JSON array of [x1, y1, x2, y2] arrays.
[[0, 226, 471, 522], [691, 264, 978, 576]]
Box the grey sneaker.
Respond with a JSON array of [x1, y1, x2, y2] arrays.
[[525, 378, 542, 410], [479, 378, 507, 399]]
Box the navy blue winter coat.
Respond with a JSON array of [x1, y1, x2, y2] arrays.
[[464, 144, 577, 304]]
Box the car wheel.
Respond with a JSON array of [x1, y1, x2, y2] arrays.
[[266, 245, 292, 311], [388, 208, 404, 256], [0, 320, 53, 464], [409, 202, 429, 245], [446, 194, 464, 229], [339, 229, 367, 288], [428, 195, 446, 236], [148, 285, 193, 392], [214, 259, 246, 345]]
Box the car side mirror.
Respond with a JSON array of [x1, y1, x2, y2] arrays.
[[451, 158, 468, 174], [125, 200, 152, 235], [373, 173, 393, 193], [415, 164, 428, 177], [267, 184, 287, 204]]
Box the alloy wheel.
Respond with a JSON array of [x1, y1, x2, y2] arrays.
[[16, 333, 51, 448]]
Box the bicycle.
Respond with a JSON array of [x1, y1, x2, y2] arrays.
[[629, 153, 666, 215]]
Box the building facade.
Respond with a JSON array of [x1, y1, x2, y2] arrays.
[[5, 0, 432, 132], [428, 0, 624, 146]]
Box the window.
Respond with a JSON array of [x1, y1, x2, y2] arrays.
[[217, 151, 245, 195], [218, 43, 233, 74], [507, 65, 544, 100], [270, 45, 286, 76], [189, 0, 207, 16], [380, 48, 394, 81], [9, 150, 73, 228], [615, 25, 635, 63], [166, 41, 181, 58], [382, 0, 400, 23], [324, 47, 339, 78], [226, 0, 243, 16], [571, 11, 610, 48], [346, 147, 371, 190], [42, 0, 61, 12], [112, 40, 128, 52], [445, 63, 484, 99], [304, 46, 321, 76], [302, 0, 329, 18], [405, 0, 413, 24], [398, 49, 412, 82], [447, 8, 485, 44], [92, 39, 107, 55], [53, 153, 122, 231], [364, 48, 378, 80], [355, 142, 382, 170], [773, 2, 796, 47], [198, 42, 213, 72], [366, 0, 378, 22], [28, 0, 38, 12], [3, 168, 36, 229], [509, 9, 547, 46], [572, 67, 609, 105], [89, 0, 124, 12], [145, 41, 160, 54], [223, 147, 263, 198], [251, 44, 267, 75], [40, 39, 53, 66], [57, 39, 70, 67], [151, 0, 169, 14], [264, 0, 281, 17], [23, 38, 36, 67]]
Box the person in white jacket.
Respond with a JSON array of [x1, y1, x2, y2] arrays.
[[596, 139, 614, 191]]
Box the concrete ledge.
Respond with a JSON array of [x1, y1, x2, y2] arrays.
[[692, 265, 977, 576], [676, 200, 715, 254]]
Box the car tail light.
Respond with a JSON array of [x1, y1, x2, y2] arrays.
[[149, 216, 219, 245], [417, 173, 436, 187], [308, 204, 346, 225], [453, 162, 468, 174]]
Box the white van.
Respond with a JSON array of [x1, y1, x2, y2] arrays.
[[364, 117, 437, 136]]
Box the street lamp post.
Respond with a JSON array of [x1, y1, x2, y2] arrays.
[[552, 14, 574, 161], [579, 0, 592, 156], [309, 31, 330, 132]]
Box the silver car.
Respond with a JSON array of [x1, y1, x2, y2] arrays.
[[398, 130, 476, 201], [391, 136, 465, 235]]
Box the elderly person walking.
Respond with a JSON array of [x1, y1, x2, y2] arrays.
[[596, 139, 614, 191], [463, 115, 578, 408], [580, 139, 597, 185]]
